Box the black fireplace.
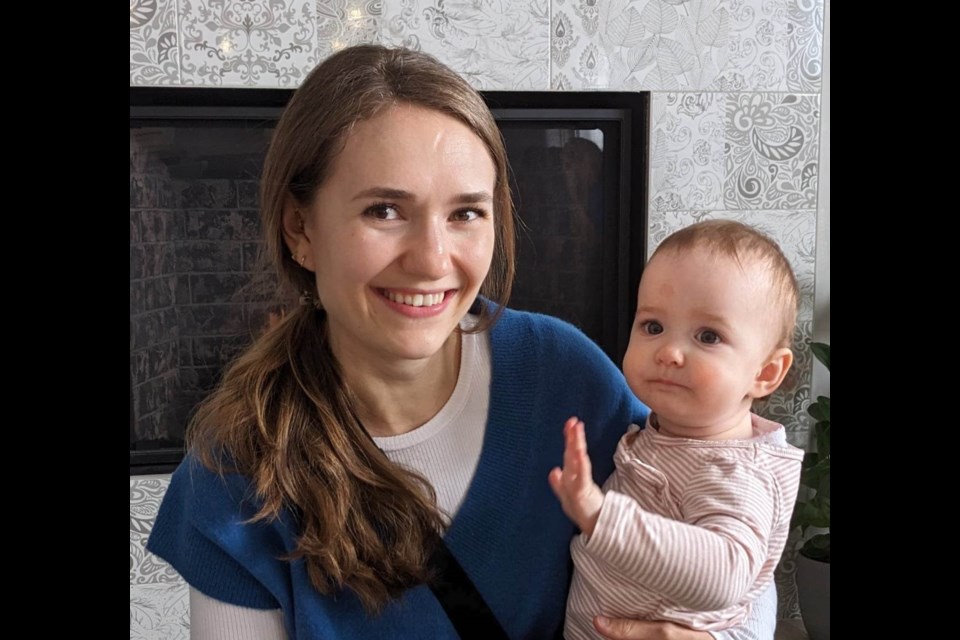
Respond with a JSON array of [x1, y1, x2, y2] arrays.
[[130, 87, 649, 473]]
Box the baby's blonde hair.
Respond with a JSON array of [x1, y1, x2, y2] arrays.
[[651, 220, 799, 349]]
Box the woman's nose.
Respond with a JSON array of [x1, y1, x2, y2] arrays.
[[401, 218, 452, 279]]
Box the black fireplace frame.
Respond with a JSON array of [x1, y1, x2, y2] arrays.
[[130, 87, 649, 474]]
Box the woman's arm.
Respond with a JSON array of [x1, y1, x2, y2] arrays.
[[189, 588, 287, 640], [593, 581, 777, 640]]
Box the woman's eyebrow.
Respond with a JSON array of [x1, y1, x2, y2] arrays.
[[453, 191, 493, 204], [352, 187, 493, 204], [352, 187, 414, 201]]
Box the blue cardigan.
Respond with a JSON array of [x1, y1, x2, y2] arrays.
[[147, 306, 648, 639]]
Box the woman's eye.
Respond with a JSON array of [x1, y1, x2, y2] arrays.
[[365, 204, 400, 220], [698, 330, 721, 345], [450, 208, 485, 222], [641, 320, 663, 335]]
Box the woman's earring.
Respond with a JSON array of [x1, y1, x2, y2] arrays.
[[299, 255, 306, 267]]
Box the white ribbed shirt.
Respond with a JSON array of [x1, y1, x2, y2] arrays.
[[187, 324, 492, 640], [373, 326, 490, 521]]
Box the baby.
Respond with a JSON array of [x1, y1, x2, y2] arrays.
[[549, 220, 805, 637]]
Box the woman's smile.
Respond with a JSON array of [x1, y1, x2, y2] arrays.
[[298, 103, 497, 364]]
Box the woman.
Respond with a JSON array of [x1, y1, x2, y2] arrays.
[[146, 44, 776, 640]]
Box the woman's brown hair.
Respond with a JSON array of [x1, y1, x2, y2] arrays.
[[187, 44, 516, 613]]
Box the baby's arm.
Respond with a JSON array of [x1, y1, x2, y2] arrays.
[[593, 467, 775, 611], [549, 418, 777, 612], [548, 417, 605, 535], [594, 583, 777, 640]]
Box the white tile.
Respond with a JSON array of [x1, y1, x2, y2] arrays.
[[315, 0, 383, 60], [710, 0, 824, 92], [381, 0, 550, 90], [179, 0, 318, 87], [724, 93, 821, 210], [130, 582, 190, 640], [131, 0, 182, 85], [550, 0, 823, 92], [649, 92, 726, 212]]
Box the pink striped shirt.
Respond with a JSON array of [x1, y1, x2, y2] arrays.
[[565, 413, 803, 638]]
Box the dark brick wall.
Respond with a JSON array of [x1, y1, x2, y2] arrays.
[[130, 135, 275, 450], [130, 135, 182, 447], [130, 128, 615, 450]]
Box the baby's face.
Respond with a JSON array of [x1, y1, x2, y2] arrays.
[[622, 246, 779, 438]]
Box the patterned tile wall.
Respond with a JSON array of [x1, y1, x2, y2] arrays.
[[130, 0, 828, 622], [131, 475, 189, 640]]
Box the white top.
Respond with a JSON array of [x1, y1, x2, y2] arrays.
[[187, 318, 492, 639], [373, 324, 490, 521]]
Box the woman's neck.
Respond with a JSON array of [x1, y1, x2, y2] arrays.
[[340, 332, 463, 437]]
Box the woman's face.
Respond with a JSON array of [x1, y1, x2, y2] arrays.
[[299, 104, 497, 365]]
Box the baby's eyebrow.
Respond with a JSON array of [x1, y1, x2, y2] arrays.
[[689, 311, 736, 333]]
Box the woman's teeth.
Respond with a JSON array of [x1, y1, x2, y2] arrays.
[[384, 291, 445, 307]]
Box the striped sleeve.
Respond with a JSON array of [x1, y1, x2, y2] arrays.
[[583, 459, 777, 612]]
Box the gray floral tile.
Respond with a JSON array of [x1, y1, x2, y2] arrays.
[[131, 0, 181, 85], [724, 93, 820, 210], [179, 0, 318, 87], [776, 548, 803, 620], [552, 0, 735, 90], [130, 476, 180, 585], [710, 0, 823, 92], [550, 0, 823, 92], [130, 583, 190, 640], [315, 0, 382, 60], [382, 0, 550, 90], [649, 92, 726, 212], [550, 2, 612, 90], [646, 209, 817, 443]]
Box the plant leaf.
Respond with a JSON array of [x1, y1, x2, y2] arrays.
[[811, 342, 830, 371], [807, 399, 829, 422], [816, 422, 830, 458], [801, 533, 830, 562]]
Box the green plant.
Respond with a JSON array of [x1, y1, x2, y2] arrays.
[[791, 342, 830, 562]]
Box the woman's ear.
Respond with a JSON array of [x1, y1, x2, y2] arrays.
[[750, 347, 794, 399], [281, 197, 314, 271]]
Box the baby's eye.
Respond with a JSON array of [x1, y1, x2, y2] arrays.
[[365, 204, 400, 221], [698, 330, 722, 345], [641, 320, 663, 335], [450, 208, 486, 222]]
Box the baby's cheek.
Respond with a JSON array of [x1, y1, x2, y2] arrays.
[[687, 362, 723, 393]]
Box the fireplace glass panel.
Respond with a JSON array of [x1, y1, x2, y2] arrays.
[[130, 90, 647, 472]]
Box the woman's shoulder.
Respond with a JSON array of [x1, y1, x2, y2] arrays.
[[147, 455, 291, 611], [160, 454, 268, 530], [492, 303, 602, 352], [488, 304, 629, 393]]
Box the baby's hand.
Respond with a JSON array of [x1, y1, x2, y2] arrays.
[[548, 416, 604, 536]]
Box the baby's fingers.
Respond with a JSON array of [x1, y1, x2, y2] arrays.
[[572, 420, 593, 478], [547, 467, 564, 498]]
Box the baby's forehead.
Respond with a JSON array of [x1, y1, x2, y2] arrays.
[[648, 243, 765, 273], [643, 246, 779, 302]]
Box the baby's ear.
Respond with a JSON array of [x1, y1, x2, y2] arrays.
[[751, 348, 793, 399]]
